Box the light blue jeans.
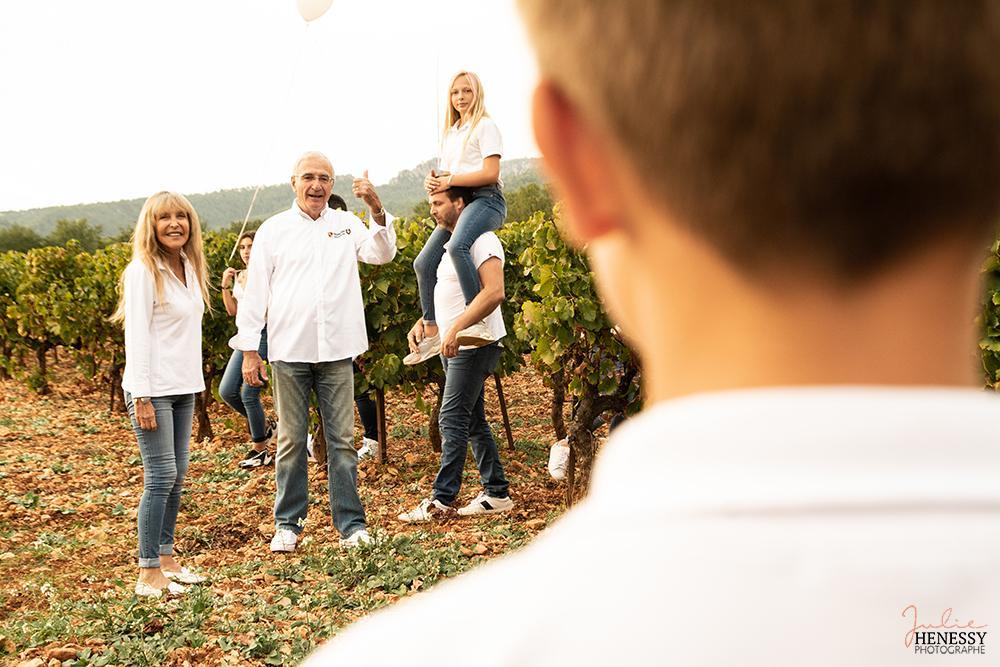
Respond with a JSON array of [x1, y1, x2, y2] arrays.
[[219, 326, 270, 442], [270, 359, 367, 539], [125, 392, 194, 568], [414, 185, 507, 324]]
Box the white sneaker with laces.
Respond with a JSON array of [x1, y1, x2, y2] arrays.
[[239, 448, 272, 469], [357, 437, 379, 461], [270, 528, 298, 553], [457, 491, 514, 516], [397, 498, 456, 523], [455, 321, 494, 347], [340, 529, 372, 549], [403, 333, 442, 365]]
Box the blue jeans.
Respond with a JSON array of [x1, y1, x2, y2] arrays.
[[125, 392, 194, 568], [414, 185, 507, 324], [433, 343, 509, 504], [270, 359, 366, 538], [219, 326, 270, 443]]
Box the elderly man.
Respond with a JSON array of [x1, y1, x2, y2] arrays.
[[398, 187, 512, 522], [232, 152, 395, 552]]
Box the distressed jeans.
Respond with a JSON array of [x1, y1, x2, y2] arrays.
[[270, 359, 367, 538], [433, 343, 510, 504], [125, 392, 194, 568], [219, 326, 270, 442]]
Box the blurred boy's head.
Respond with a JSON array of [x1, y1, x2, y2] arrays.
[[518, 1, 1000, 284], [518, 1, 1000, 397]]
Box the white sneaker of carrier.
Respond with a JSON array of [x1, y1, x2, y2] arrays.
[[456, 491, 513, 516]]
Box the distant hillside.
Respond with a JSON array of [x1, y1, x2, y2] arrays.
[[0, 158, 543, 235]]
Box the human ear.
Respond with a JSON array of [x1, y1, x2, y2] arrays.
[[532, 79, 622, 244]]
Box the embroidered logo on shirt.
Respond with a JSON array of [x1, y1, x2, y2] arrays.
[[328, 229, 351, 238]]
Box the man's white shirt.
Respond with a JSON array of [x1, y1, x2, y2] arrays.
[[433, 231, 506, 347], [231, 203, 396, 363], [305, 387, 1000, 666]]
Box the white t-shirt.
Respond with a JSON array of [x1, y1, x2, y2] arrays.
[[304, 387, 1000, 666], [439, 116, 503, 187], [433, 231, 506, 348]]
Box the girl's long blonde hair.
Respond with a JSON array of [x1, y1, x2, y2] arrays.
[[111, 191, 211, 324], [441, 71, 489, 145]]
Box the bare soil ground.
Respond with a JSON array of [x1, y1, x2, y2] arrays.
[[0, 357, 570, 666]]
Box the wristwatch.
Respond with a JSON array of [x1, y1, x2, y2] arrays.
[[136, 396, 151, 405]]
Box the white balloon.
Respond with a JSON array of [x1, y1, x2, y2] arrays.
[[297, 0, 333, 22]]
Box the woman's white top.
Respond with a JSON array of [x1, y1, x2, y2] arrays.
[[231, 271, 246, 302], [439, 116, 504, 186], [121, 254, 205, 397]]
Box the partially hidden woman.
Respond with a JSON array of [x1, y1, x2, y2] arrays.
[[112, 191, 211, 598], [220, 230, 275, 468]]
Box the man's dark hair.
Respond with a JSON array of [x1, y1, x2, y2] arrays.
[[518, 0, 1000, 282], [444, 186, 472, 206], [328, 193, 348, 212]]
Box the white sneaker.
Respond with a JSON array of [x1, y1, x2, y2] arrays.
[[238, 448, 273, 469], [457, 491, 514, 516], [397, 498, 456, 523], [135, 581, 186, 598], [340, 529, 372, 549], [403, 333, 441, 365], [455, 321, 494, 347], [548, 438, 570, 481], [270, 528, 298, 553], [306, 433, 315, 462], [357, 437, 379, 461]]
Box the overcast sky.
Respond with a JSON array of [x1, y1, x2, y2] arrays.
[[0, 0, 540, 212]]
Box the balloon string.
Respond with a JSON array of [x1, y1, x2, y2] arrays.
[[229, 21, 312, 262], [228, 184, 263, 261]]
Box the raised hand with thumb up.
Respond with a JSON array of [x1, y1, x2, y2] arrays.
[[352, 169, 386, 224]]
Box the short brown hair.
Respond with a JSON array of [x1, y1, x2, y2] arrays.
[[518, 0, 1000, 281]]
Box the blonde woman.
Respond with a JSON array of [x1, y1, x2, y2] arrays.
[[406, 71, 507, 364], [112, 191, 211, 598]]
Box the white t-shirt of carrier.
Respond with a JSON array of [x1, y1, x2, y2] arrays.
[[439, 116, 504, 187], [432, 231, 506, 350]]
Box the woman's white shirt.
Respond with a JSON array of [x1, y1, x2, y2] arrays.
[[231, 272, 245, 302], [121, 255, 205, 397], [439, 116, 504, 186]]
